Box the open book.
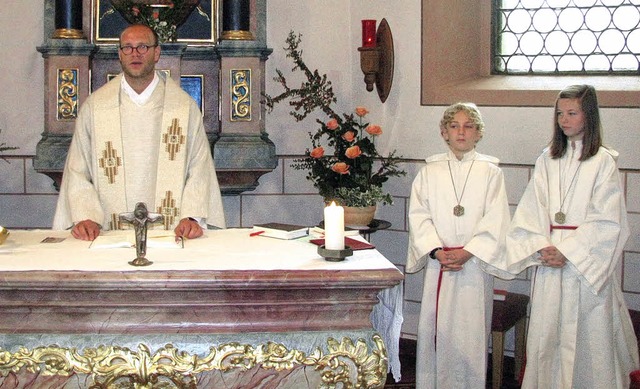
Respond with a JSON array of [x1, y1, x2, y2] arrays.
[[308, 226, 361, 238], [252, 223, 309, 240], [309, 237, 375, 251]]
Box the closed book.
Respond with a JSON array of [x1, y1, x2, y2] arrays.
[[252, 223, 309, 240]]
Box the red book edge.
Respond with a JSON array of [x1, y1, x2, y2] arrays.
[[493, 289, 507, 301], [309, 237, 375, 250]]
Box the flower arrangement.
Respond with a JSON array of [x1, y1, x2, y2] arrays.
[[264, 32, 406, 207], [108, 0, 201, 43]]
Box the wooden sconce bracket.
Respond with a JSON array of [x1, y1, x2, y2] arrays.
[[357, 18, 394, 103]]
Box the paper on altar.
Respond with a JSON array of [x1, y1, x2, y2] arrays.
[[90, 231, 182, 249]]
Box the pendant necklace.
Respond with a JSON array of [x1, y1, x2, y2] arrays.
[[448, 160, 475, 217], [555, 158, 582, 224]]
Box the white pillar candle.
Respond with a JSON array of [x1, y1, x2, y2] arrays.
[[324, 201, 345, 250]]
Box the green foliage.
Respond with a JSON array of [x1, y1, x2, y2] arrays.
[[0, 128, 18, 162]]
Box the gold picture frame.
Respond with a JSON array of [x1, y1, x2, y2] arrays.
[[94, 0, 217, 44]]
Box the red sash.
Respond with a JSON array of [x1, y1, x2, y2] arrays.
[[550, 225, 578, 233], [435, 246, 464, 348]]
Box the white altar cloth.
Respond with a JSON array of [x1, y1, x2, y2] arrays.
[[0, 228, 396, 272], [0, 228, 404, 381]]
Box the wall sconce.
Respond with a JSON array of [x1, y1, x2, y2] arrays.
[[357, 18, 394, 103]]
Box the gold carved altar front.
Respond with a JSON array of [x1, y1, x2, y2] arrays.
[[0, 229, 403, 388]]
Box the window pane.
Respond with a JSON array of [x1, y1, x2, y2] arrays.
[[493, 0, 640, 74]]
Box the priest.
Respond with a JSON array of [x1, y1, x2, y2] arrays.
[[53, 24, 225, 240]]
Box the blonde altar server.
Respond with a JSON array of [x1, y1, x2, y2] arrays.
[[406, 102, 511, 388], [506, 85, 639, 388], [54, 24, 225, 240]]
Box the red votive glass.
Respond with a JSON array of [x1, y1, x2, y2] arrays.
[[361, 19, 377, 47]]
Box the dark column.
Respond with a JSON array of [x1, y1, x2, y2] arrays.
[[53, 0, 84, 39], [221, 0, 253, 40]]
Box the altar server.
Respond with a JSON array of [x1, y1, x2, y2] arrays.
[[54, 24, 225, 240], [406, 102, 511, 388], [506, 84, 639, 388]]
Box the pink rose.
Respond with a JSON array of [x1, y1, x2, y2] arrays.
[[153, 11, 160, 20], [131, 6, 140, 16], [355, 107, 369, 117], [342, 131, 356, 142], [310, 146, 324, 159], [168, 2, 175, 8], [345, 146, 362, 159], [326, 119, 339, 130], [332, 162, 350, 174], [365, 124, 382, 136]]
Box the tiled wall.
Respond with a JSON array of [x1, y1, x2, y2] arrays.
[[1, 155, 639, 352]]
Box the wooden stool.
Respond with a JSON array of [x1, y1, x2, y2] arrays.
[[491, 292, 529, 389]]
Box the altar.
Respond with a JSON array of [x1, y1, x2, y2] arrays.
[[0, 229, 403, 388]]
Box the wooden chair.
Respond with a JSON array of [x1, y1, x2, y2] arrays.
[[491, 292, 529, 389]]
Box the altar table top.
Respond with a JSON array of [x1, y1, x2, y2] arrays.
[[0, 228, 401, 273]]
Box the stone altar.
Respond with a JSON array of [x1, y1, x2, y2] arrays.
[[0, 229, 403, 388]]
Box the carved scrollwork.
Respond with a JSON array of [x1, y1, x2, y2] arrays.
[[57, 68, 78, 120], [0, 335, 387, 389], [231, 69, 251, 121]]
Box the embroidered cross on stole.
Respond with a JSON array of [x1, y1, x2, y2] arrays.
[[93, 76, 188, 230]]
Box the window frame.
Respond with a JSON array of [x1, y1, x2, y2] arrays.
[[420, 0, 640, 108]]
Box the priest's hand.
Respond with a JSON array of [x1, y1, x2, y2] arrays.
[[174, 217, 203, 239], [538, 246, 567, 268], [437, 248, 472, 272], [71, 220, 101, 241]]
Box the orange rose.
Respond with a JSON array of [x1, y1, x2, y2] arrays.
[[345, 146, 362, 159], [355, 107, 369, 117], [365, 124, 382, 136], [331, 162, 350, 174], [326, 119, 339, 130], [342, 131, 356, 142], [310, 146, 324, 159]]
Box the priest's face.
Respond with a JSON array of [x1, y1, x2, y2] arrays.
[[441, 111, 481, 158], [118, 25, 161, 87], [556, 98, 585, 141]]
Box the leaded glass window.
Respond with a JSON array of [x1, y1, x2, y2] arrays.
[[493, 0, 640, 74]]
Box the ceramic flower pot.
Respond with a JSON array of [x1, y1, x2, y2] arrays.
[[343, 205, 376, 227]]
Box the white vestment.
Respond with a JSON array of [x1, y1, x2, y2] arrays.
[[406, 150, 511, 389], [53, 73, 225, 230], [506, 144, 639, 389]]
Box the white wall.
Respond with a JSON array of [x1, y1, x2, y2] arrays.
[[0, 1, 44, 152], [266, 0, 640, 169]]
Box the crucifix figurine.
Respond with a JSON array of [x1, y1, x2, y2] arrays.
[[119, 202, 163, 266]]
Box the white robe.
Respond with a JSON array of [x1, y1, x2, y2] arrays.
[[53, 73, 225, 230], [406, 149, 511, 389], [506, 144, 639, 389]]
